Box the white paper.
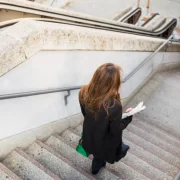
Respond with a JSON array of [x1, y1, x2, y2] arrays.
[[122, 101, 146, 119]]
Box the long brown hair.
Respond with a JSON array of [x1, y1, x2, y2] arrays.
[[79, 63, 122, 114]]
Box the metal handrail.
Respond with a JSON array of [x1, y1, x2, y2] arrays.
[[0, 35, 173, 103], [122, 35, 172, 82]]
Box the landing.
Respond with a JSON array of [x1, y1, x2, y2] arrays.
[[126, 68, 180, 138]]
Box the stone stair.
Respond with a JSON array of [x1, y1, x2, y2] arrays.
[[1, 118, 179, 180], [0, 69, 180, 179]]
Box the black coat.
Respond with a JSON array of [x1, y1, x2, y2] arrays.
[[80, 99, 132, 164]]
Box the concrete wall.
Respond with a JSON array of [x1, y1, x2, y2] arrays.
[[0, 50, 179, 140], [0, 19, 166, 77]]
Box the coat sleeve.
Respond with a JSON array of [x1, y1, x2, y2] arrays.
[[109, 101, 132, 136]]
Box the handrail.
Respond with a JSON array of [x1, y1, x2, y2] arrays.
[[0, 35, 173, 102], [0, 86, 82, 105], [122, 35, 173, 83]]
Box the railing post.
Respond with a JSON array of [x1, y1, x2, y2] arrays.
[[64, 90, 71, 106]]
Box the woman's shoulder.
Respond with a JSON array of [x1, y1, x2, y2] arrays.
[[108, 99, 122, 113]]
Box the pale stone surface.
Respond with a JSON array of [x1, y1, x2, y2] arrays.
[[0, 19, 174, 77], [0, 114, 83, 160]]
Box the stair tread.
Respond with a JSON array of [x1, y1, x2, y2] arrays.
[[107, 161, 150, 180], [63, 129, 150, 180], [46, 134, 119, 180], [123, 139, 179, 177], [0, 162, 21, 180], [0, 169, 13, 180], [124, 130, 180, 169], [63, 129, 167, 180], [131, 119, 180, 149], [3, 148, 58, 180], [127, 123, 180, 158], [74, 124, 179, 179], [26, 140, 93, 180]]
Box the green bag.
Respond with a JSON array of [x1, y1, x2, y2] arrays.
[[76, 134, 90, 157]]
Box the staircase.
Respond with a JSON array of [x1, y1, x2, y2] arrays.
[[0, 69, 180, 180]]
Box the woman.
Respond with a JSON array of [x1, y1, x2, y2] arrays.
[[79, 63, 133, 175]]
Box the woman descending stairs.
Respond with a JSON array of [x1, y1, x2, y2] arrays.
[[0, 69, 180, 180]]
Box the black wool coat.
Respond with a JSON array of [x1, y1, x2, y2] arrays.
[[80, 99, 132, 164]]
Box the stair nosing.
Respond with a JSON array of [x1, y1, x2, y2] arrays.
[[132, 118, 180, 149], [124, 131, 180, 169], [137, 117, 180, 141], [35, 139, 96, 180], [63, 129, 154, 179], [15, 148, 61, 180], [0, 162, 22, 180], [55, 132, 121, 179], [127, 123, 180, 158], [75, 125, 180, 172], [127, 144, 176, 178]]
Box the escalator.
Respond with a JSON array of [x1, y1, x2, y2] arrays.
[[0, 0, 177, 39], [112, 7, 142, 25]]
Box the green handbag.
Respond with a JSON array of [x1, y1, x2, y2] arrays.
[[76, 133, 90, 157]]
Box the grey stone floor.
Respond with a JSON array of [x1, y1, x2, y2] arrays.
[[126, 68, 180, 138]]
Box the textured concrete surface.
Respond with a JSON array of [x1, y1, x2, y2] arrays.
[[3, 150, 55, 180], [123, 130, 180, 169], [26, 140, 91, 180], [46, 135, 119, 180], [0, 163, 21, 180], [127, 123, 180, 158], [123, 139, 179, 177], [0, 18, 171, 77], [131, 118, 180, 149], [0, 114, 82, 160], [0, 169, 13, 180], [134, 70, 180, 138], [64, 128, 150, 180], [74, 120, 180, 179]]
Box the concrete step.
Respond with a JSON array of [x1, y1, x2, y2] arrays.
[[69, 128, 172, 180], [74, 124, 83, 136], [2, 148, 59, 180], [152, 71, 180, 90], [123, 139, 179, 178], [0, 163, 21, 180], [123, 130, 180, 169], [75, 124, 180, 168], [127, 123, 180, 158], [45, 134, 119, 180], [116, 150, 172, 180], [62, 129, 155, 180], [131, 118, 180, 150], [126, 76, 180, 139], [107, 161, 150, 180], [26, 140, 93, 180]]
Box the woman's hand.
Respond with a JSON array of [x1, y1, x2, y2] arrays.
[[125, 108, 133, 113]]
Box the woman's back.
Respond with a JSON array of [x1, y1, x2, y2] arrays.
[[78, 63, 132, 173]]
